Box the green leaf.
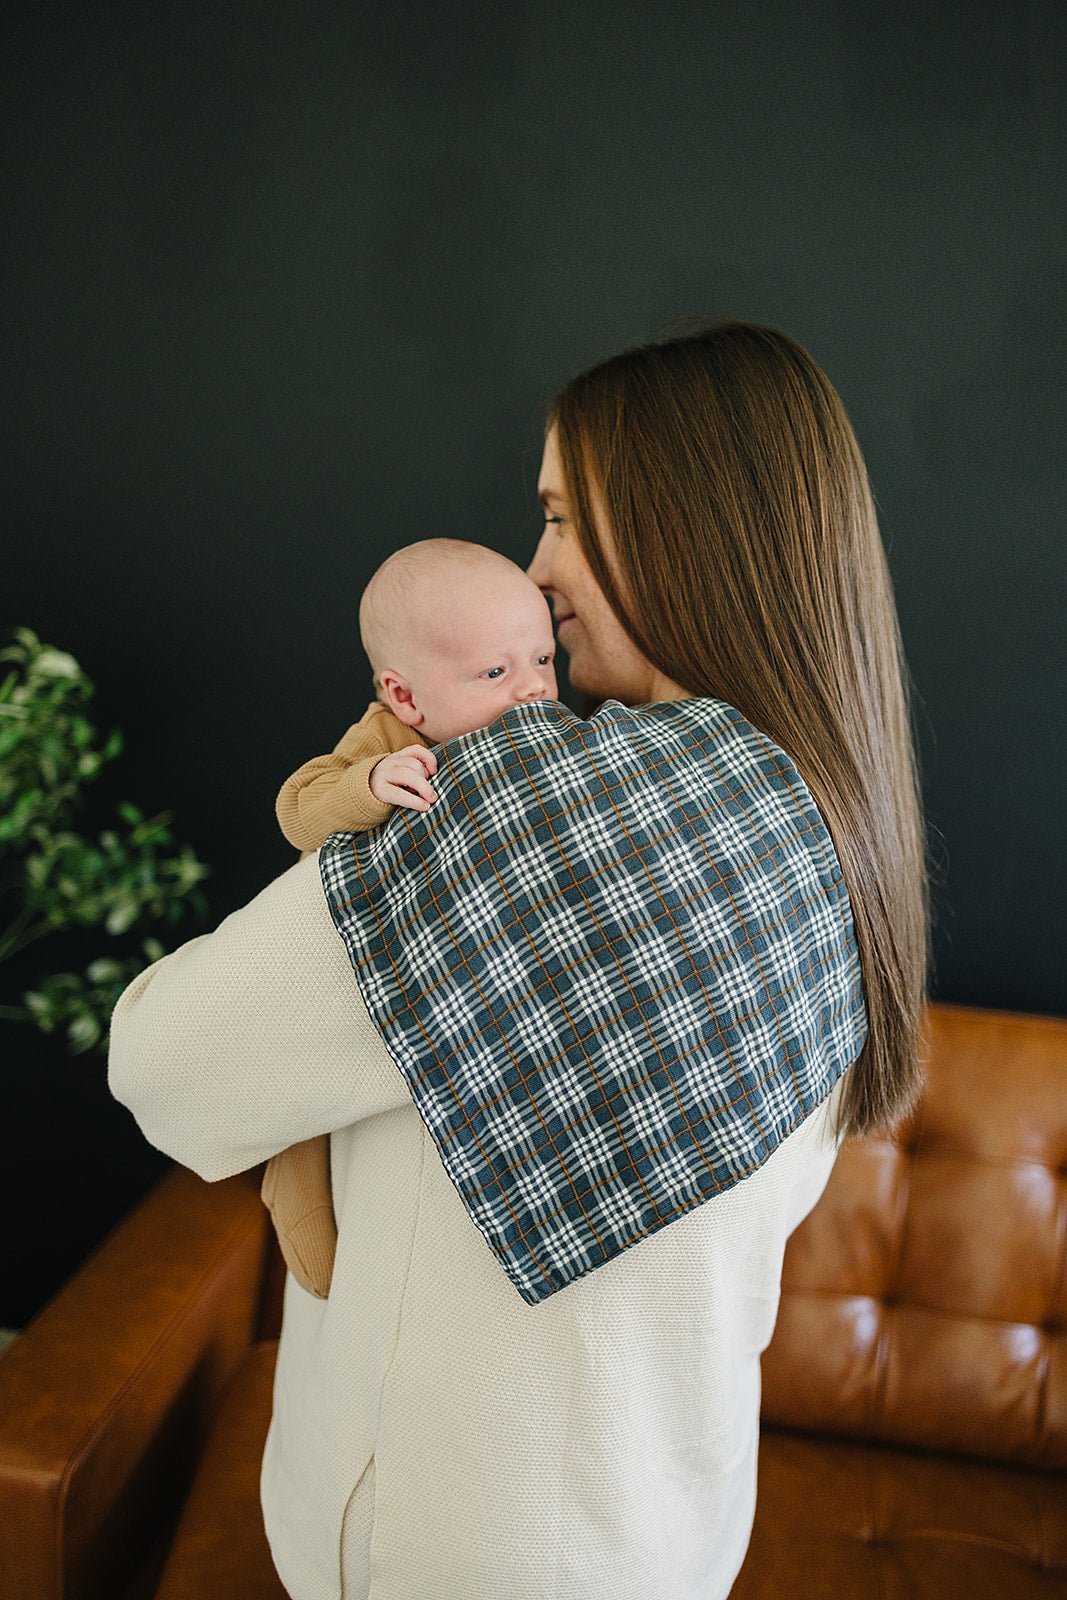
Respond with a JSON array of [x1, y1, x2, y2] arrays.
[[24, 856, 48, 888], [34, 649, 82, 679], [44, 972, 81, 995], [67, 1013, 102, 1050], [105, 900, 140, 935], [86, 958, 127, 984], [1, 625, 212, 1059], [0, 792, 40, 841]]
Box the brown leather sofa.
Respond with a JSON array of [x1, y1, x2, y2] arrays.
[[1, 1001, 1065, 1600]]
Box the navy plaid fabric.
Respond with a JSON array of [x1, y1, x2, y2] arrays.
[[319, 696, 867, 1306]]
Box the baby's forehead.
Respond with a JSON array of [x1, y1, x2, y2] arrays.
[[416, 554, 541, 608], [420, 572, 549, 656]]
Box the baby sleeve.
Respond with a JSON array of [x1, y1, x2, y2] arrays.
[[275, 701, 426, 851]]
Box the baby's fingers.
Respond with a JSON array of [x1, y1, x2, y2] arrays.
[[399, 744, 438, 775], [369, 754, 433, 809], [384, 762, 438, 808], [387, 782, 437, 810]]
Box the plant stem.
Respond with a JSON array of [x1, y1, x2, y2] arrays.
[[0, 905, 53, 965]]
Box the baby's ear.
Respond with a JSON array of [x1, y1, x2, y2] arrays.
[[387, 700, 426, 731], [377, 670, 422, 728]]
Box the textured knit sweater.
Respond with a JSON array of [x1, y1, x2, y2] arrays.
[[108, 851, 846, 1600], [275, 699, 433, 852]]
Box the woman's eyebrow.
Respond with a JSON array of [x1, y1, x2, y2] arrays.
[[538, 486, 564, 507]]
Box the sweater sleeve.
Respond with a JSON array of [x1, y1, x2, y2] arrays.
[[107, 853, 411, 1182], [275, 702, 430, 852]]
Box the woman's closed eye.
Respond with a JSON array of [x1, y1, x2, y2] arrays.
[[543, 515, 565, 533]]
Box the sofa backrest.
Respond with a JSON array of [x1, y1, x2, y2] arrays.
[[760, 1001, 1067, 1468]]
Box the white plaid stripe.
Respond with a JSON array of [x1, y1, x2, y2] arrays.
[[321, 696, 867, 1305]]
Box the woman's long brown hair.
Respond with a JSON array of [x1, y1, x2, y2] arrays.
[[548, 320, 931, 1138]]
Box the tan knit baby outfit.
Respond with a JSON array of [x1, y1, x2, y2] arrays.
[[266, 700, 433, 1297]]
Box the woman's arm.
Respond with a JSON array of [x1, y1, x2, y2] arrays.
[[107, 853, 410, 1182]]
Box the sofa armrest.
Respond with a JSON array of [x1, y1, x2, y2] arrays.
[[0, 1163, 271, 1600]]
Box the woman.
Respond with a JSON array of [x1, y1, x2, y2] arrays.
[[529, 321, 929, 1140], [108, 320, 929, 1600]]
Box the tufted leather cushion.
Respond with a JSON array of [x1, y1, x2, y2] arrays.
[[761, 1004, 1067, 1467], [730, 1430, 1067, 1599]]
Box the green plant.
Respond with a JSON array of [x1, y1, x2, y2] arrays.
[[0, 626, 211, 1057]]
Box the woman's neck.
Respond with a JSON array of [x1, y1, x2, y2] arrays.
[[645, 667, 694, 704]]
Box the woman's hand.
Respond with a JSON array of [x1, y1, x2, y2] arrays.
[[369, 746, 439, 810]]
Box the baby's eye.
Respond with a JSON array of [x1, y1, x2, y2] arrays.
[[483, 666, 505, 680], [536, 654, 552, 666]]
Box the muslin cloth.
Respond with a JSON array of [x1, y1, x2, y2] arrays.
[[319, 695, 867, 1306]]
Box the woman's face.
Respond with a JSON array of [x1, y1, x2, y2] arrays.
[[527, 423, 685, 707]]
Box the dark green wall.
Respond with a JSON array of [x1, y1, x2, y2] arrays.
[[3, 1, 1065, 1323]]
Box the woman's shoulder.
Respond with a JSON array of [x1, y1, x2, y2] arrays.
[[440, 694, 784, 783], [464, 693, 747, 736], [447, 694, 735, 748]]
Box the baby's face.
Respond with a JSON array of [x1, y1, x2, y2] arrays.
[[412, 568, 559, 745]]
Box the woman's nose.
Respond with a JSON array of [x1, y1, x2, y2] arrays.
[[525, 527, 555, 590]]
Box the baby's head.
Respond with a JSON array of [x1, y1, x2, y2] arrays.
[[359, 539, 559, 745]]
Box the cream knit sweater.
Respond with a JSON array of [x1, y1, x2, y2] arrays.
[[108, 851, 847, 1600]]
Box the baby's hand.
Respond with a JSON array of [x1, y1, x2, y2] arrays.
[[369, 746, 439, 811]]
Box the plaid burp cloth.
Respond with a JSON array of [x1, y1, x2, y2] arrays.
[[319, 696, 867, 1306]]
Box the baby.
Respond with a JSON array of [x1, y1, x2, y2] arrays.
[[262, 538, 559, 1297]]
